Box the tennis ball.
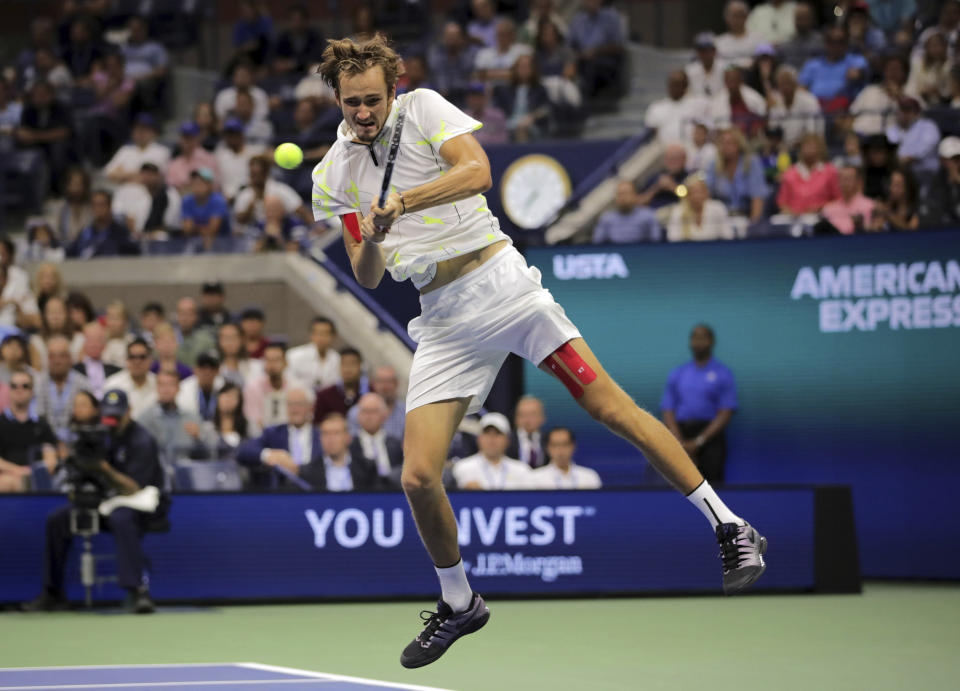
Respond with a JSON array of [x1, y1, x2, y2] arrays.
[[274, 143, 304, 170]]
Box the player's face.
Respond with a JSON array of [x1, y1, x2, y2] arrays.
[[337, 66, 396, 143]]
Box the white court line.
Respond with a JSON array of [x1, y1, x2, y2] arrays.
[[0, 681, 330, 690], [240, 663, 455, 691], [0, 664, 246, 673]]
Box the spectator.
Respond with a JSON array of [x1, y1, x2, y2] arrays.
[[287, 316, 341, 391], [122, 16, 169, 91], [0, 79, 23, 143], [65, 291, 96, 335], [238, 388, 316, 488], [67, 190, 140, 259], [452, 412, 534, 490], [102, 301, 132, 369], [869, 0, 918, 34], [15, 17, 60, 88], [216, 118, 267, 202], [0, 370, 57, 492], [429, 21, 479, 103], [744, 43, 779, 102], [28, 297, 77, 372], [270, 4, 323, 75], [644, 70, 710, 145], [173, 298, 217, 369], [686, 119, 718, 173], [534, 18, 575, 80], [314, 348, 368, 424], [0, 261, 39, 332], [686, 33, 727, 98], [906, 30, 952, 105], [254, 196, 307, 252], [522, 0, 568, 43], [768, 64, 824, 148], [821, 165, 876, 234], [54, 168, 93, 246], [492, 54, 552, 141], [166, 121, 220, 193], [240, 307, 269, 359], [208, 381, 251, 457], [661, 324, 737, 484], [777, 133, 840, 215], [140, 370, 213, 468], [176, 350, 223, 421], [231, 89, 274, 146], [294, 64, 338, 107], [861, 133, 895, 199], [508, 395, 547, 469], [231, 0, 273, 68], [234, 155, 311, 227], [31, 262, 64, 315], [16, 81, 72, 193], [197, 282, 231, 330], [0, 237, 27, 297], [218, 322, 263, 388], [474, 18, 533, 85], [833, 130, 863, 169], [20, 47, 73, 98], [73, 321, 118, 398], [113, 163, 182, 236], [105, 113, 174, 184], [181, 168, 232, 250], [798, 25, 868, 110], [845, 1, 887, 70], [215, 61, 270, 123], [869, 167, 919, 231], [531, 427, 602, 489], [463, 83, 509, 145], [886, 96, 941, 177], [243, 341, 292, 429], [397, 55, 433, 94], [923, 136, 960, 225], [568, 0, 626, 99], [351, 392, 403, 488], [34, 335, 89, 441], [716, 0, 763, 68], [90, 51, 135, 125], [746, 0, 797, 46], [282, 99, 335, 164], [304, 411, 379, 492], [467, 0, 500, 48], [149, 322, 192, 381], [22, 219, 65, 264], [666, 174, 734, 241], [709, 65, 766, 136], [104, 337, 158, 419], [61, 15, 106, 81], [193, 102, 220, 152], [139, 302, 166, 341], [705, 128, 770, 221], [594, 180, 662, 243], [1, 333, 37, 385], [850, 54, 911, 136]]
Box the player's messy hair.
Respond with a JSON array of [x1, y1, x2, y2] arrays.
[[318, 33, 401, 94]]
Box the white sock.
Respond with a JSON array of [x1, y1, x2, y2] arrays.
[[686, 480, 743, 529], [435, 559, 473, 613]]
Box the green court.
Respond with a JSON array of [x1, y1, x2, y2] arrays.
[[3, 583, 958, 690]]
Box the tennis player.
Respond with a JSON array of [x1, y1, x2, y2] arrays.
[[312, 34, 767, 669]]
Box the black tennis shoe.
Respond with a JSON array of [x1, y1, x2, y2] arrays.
[[717, 522, 768, 595], [400, 593, 490, 668]]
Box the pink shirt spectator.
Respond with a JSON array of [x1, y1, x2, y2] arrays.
[[822, 193, 875, 234], [777, 162, 840, 214], [166, 149, 220, 191]]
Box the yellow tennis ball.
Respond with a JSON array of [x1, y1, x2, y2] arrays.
[[274, 143, 304, 170]]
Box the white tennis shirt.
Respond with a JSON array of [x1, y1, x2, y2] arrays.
[[311, 88, 511, 289]]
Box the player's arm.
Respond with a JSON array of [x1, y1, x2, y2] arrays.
[[342, 213, 387, 289]]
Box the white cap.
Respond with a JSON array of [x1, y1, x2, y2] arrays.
[[939, 136, 960, 159], [478, 412, 511, 435]]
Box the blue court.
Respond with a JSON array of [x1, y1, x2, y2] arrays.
[[0, 663, 452, 690]]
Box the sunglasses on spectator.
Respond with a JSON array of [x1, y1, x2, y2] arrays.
[[128, 353, 150, 360], [10, 382, 33, 390]]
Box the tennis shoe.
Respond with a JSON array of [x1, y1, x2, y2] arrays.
[[400, 592, 490, 668], [717, 522, 767, 595]]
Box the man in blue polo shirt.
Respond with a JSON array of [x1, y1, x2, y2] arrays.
[[181, 168, 231, 251], [660, 324, 737, 483], [799, 25, 868, 109]]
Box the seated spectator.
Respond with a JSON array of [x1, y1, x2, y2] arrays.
[[67, 190, 141, 259], [644, 70, 710, 145], [231, 0, 273, 68], [230, 89, 274, 146], [534, 17, 575, 80], [215, 117, 266, 202], [397, 55, 434, 94], [209, 381, 252, 457], [181, 168, 231, 250], [61, 15, 106, 82], [255, 196, 308, 252], [74, 321, 118, 398], [686, 33, 727, 98], [474, 18, 533, 85], [686, 119, 718, 173], [282, 99, 335, 162], [531, 427, 602, 489], [705, 128, 770, 221], [22, 47, 73, 100], [139, 370, 213, 468], [923, 136, 960, 226], [869, 167, 919, 231], [508, 395, 547, 469], [287, 316, 340, 391], [768, 64, 824, 150], [351, 393, 403, 488], [709, 65, 766, 136], [0, 261, 39, 332], [123, 16, 168, 81], [798, 25, 868, 111], [234, 155, 311, 228], [166, 121, 220, 193], [240, 307, 269, 359], [716, 0, 762, 68], [522, 0, 568, 43], [594, 180, 662, 244], [1, 333, 38, 385], [569, 0, 626, 99], [22, 219, 65, 264], [467, 0, 500, 48], [886, 96, 942, 177], [304, 411, 379, 492], [0, 79, 23, 145], [32, 262, 63, 315], [452, 413, 534, 490], [906, 30, 952, 105], [215, 61, 270, 122], [760, 125, 797, 188], [845, 1, 887, 71], [193, 102, 220, 152], [833, 130, 863, 169], [637, 143, 691, 210], [218, 322, 263, 389], [314, 348, 368, 424], [16, 81, 72, 194], [105, 113, 171, 184], [104, 337, 158, 419], [197, 282, 231, 330], [139, 302, 166, 342], [89, 52, 135, 132], [746, 0, 796, 46], [821, 165, 876, 234], [34, 335, 89, 441], [238, 388, 320, 488], [270, 4, 323, 75], [666, 174, 735, 241], [0, 370, 58, 492], [850, 54, 911, 137], [102, 301, 133, 369], [243, 341, 292, 429], [65, 292, 95, 336], [173, 298, 216, 369], [28, 297, 76, 371], [113, 163, 182, 236], [744, 43, 779, 102], [54, 168, 93, 246], [176, 350, 224, 421], [463, 83, 509, 145], [150, 322, 192, 381], [492, 55, 551, 141], [429, 21, 479, 104], [861, 133, 894, 199], [294, 64, 338, 107], [777, 133, 840, 215]]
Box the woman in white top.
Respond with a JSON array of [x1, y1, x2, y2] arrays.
[[906, 31, 953, 104], [218, 322, 263, 388], [667, 174, 735, 242]]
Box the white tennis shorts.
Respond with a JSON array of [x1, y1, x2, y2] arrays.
[[406, 245, 581, 414]]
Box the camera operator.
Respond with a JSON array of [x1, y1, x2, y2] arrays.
[[22, 389, 166, 614]]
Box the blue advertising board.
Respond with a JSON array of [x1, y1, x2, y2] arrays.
[[0, 489, 813, 603]]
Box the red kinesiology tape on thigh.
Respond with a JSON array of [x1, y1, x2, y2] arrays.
[[554, 342, 597, 386], [547, 355, 584, 399], [343, 212, 362, 242]]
